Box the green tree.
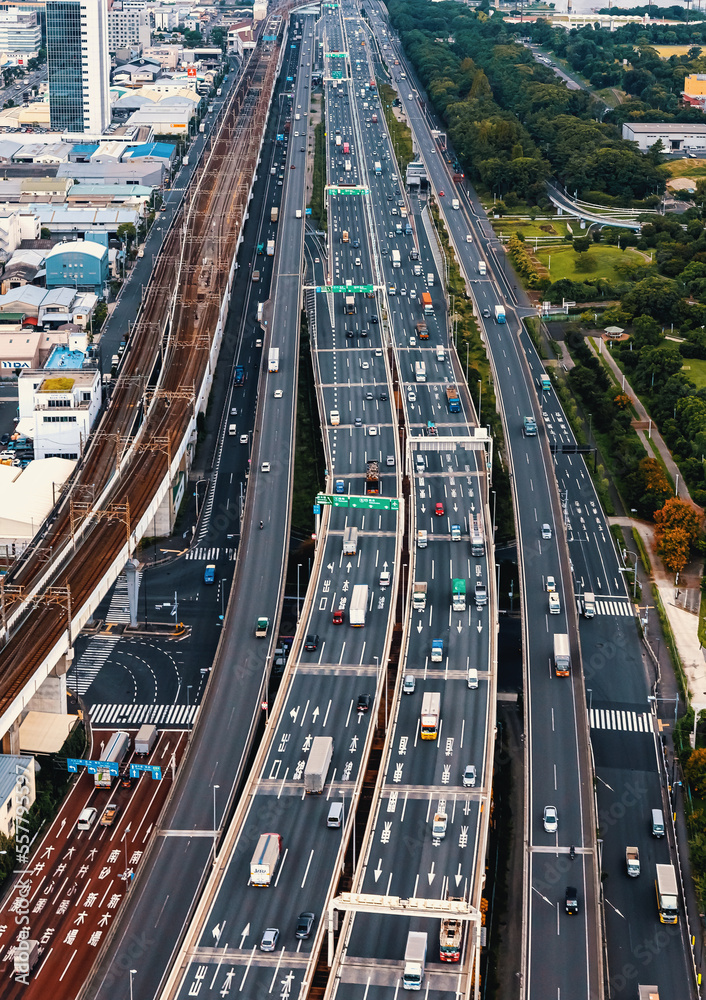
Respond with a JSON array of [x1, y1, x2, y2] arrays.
[[573, 236, 591, 254], [632, 314, 662, 348]]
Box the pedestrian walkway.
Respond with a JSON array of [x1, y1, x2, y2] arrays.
[[185, 546, 237, 561], [589, 338, 691, 501], [74, 576, 137, 693], [90, 703, 198, 727], [589, 708, 653, 732], [578, 596, 633, 617]]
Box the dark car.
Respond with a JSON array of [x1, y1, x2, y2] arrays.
[[380, 392, 388, 401], [357, 693, 371, 712], [352, 238, 361, 248], [565, 887, 579, 915], [370, 315, 378, 324], [304, 633, 320, 651], [345, 329, 354, 338], [0, 433, 9, 446], [295, 912, 315, 939]]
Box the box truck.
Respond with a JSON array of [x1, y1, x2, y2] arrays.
[[413, 582, 427, 610], [451, 198, 459, 210], [270, 206, 279, 222], [452, 578, 466, 612], [431, 639, 443, 662], [267, 239, 275, 256], [626, 846, 640, 877], [554, 633, 570, 676], [446, 387, 461, 413], [583, 592, 596, 618], [523, 415, 537, 436], [343, 526, 358, 555], [250, 833, 282, 886], [402, 931, 427, 990], [135, 724, 157, 755], [478, 261, 486, 275], [494, 305, 506, 323], [268, 347, 279, 372], [350, 584, 369, 626], [303, 736, 333, 793], [421, 292, 433, 314]]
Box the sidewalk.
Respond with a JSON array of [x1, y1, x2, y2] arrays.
[[590, 337, 692, 501], [609, 516, 706, 701]]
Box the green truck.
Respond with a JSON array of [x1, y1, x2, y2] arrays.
[[256, 617, 269, 637], [452, 578, 466, 612]]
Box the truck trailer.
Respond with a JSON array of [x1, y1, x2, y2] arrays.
[[250, 833, 282, 886], [350, 584, 369, 626], [553, 633, 570, 676], [95, 731, 130, 788], [303, 736, 334, 793]]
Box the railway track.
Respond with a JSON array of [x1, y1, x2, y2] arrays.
[[0, 28, 284, 721]]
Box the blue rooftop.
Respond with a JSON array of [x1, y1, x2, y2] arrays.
[[46, 345, 85, 369], [72, 143, 99, 155], [124, 141, 176, 161]]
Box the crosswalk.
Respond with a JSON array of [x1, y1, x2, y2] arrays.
[[578, 597, 634, 617], [74, 576, 136, 693], [90, 703, 198, 728], [185, 546, 237, 561], [590, 708, 653, 733]]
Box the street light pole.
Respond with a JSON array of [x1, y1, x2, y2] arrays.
[[129, 970, 137, 1000], [477, 379, 482, 424]]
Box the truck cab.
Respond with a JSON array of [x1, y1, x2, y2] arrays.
[[255, 616, 269, 637]]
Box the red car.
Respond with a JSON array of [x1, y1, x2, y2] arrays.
[[332, 609, 345, 625], [435, 502, 445, 516], [290, 164, 296, 169], [438, 190, 445, 196]]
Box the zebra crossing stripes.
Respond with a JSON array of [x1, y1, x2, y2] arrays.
[[185, 547, 236, 561], [577, 597, 634, 618], [590, 708, 652, 733], [90, 703, 198, 728], [74, 636, 121, 694], [105, 575, 134, 624]]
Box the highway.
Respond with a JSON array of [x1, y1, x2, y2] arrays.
[[368, 5, 695, 998], [82, 19, 318, 999]]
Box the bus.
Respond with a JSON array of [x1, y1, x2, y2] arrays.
[[655, 864, 678, 924], [95, 731, 130, 788], [420, 692, 441, 740]]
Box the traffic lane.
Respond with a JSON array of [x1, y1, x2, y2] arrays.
[[259, 674, 382, 779], [177, 962, 307, 1000], [0, 731, 187, 999], [528, 852, 590, 999]]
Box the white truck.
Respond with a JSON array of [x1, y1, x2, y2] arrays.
[[135, 724, 157, 755], [478, 261, 486, 275], [13, 939, 39, 978], [451, 198, 459, 210], [268, 347, 279, 372], [583, 592, 596, 618], [374, 161, 382, 175], [350, 584, 369, 626], [250, 833, 282, 886], [304, 736, 334, 793], [626, 846, 640, 877], [343, 526, 358, 555], [402, 931, 427, 990], [413, 582, 427, 611], [392, 249, 401, 268]]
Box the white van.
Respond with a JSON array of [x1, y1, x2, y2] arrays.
[[427, 273, 434, 286], [436, 347, 445, 362], [651, 808, 665, 837], [327, 801, 343, 828], [467, 668, 478, 689], [77, 807, 97, 831]]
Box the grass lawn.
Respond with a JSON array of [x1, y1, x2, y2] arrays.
[[535, 244, 645, 283], [665, 158, 706, 180], [681, 357, 706, 389], [594, 87, 625, 108], [491, 218, 573, 241], [651, 44, 700, 58]]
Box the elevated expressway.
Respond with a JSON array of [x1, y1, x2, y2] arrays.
[[0, 19, 287, 745]]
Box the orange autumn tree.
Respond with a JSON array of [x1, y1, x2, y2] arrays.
[[653, 497, 703, 575]]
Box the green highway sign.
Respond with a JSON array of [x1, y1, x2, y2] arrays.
[[331, 71, 343, 79], [328, 52, 347, 58], [316, 284, 375, 293], [327, 186, 369, 196], [316, 494, 399, 511]]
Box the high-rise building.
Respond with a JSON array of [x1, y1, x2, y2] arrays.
[[46, 0, 110, 135], [107, 7, 150, 53], [0, 8, 42, 55]]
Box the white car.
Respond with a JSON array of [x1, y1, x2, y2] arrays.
[[239, 433, 248, 444], [355, 257, 361, 266], [543, 806, 558, 834], [368, 426, 378, 436], [274, 389, 283, 398], [546, 575, 556, 593], [549, 592, 560, 614], [462, 765, 477, 788], [407, 389, 416, 402], [261, 461, 271, 473], [410, 289, 417, 299], [361, 360, 370, 369], [466, 234, 472, 243], [409, 337, 416, 346]]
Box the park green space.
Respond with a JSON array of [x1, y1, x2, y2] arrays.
[[534, 244, 645, 283]]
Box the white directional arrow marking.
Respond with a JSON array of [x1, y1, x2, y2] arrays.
[[290, 707, 299, 723], [456, 621, 463, 633], [477, 621, 483, 633], [312, 707, 320, 722], [213, 921, 224, 943], [417, 621, 424, 633], [427, 862, 436, 885], [239, 923, 250, 948], [420, 504, 427, 514], [382, 560, 389, 571], [346, 561, 353, 573], [454, 864, 463, 886], [327, 562, 335, 573], [605, 898, 626, 919], [374, 859, 383, 881]]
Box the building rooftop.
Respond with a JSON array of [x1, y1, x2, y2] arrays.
[[625, 123, 706, 134], [0, 755, 33, 807], [71, 143, 99, 155], [40, 365, 95, 383], [46, 240, 107, 262], [0, 455, 76, 541]]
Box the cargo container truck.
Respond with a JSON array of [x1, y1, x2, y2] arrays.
[[446, 387, 461, 412], [350, 584, 369, 626], [421, 291, 433, 314], [95, 731, 130, 788], [431, 639, 443, 662], [494, 305, 506, 323], [655, 864, 678, 923], [270, 207, 279, 223], [268, 347, 279, 372], [420, 692, 440, 739], [470, 515, 483, 556], [250, 833, 282, 886], [303, 737, 334, 793]]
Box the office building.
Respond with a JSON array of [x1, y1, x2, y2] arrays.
[[0, 7, 41, 54], [107, 7, 150, 53], [46, 0, 110, 134]]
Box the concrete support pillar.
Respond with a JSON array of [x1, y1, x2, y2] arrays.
[[27, 672, 68, 716], [125, 558, 141, 629], [2, 718, 20, 755]]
